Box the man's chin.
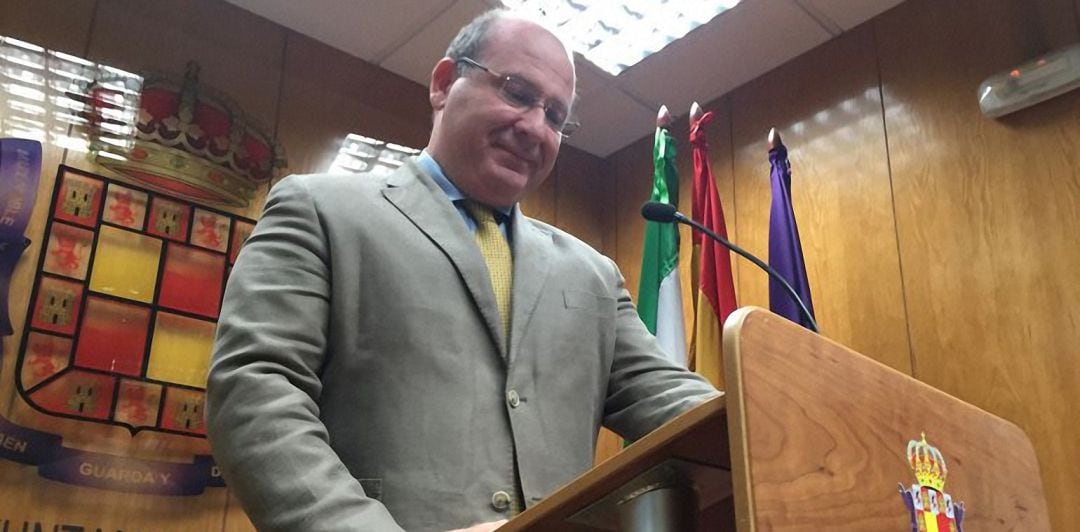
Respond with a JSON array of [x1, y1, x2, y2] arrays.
[[476, 189, 524, 209], [475, 169, 531, 205]]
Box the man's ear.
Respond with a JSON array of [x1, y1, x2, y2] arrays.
[[430, 57, 457, 111]]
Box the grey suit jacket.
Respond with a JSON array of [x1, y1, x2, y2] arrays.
[[206, 161, 719, 531]]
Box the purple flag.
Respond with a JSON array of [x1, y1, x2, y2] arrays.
[[0, 138, 42, 336], [768, 142, 816, 329]]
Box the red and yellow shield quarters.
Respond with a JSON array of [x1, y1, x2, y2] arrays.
[[898, 433, 965, 532], [18, 166, 255, 437]]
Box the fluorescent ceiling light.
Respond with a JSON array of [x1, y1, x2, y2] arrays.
[[0, 35, 141, 155], [500, 0, 741, 75], [328, 133, 420, 176]]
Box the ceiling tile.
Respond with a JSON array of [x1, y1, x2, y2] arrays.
[[225, 0, 455, 61], [379, 0, 491, 86], [226, 0, 906, 157], [798, 0, 908, 30], [566, 88, 657, 158], [615, 0, 832, 124]]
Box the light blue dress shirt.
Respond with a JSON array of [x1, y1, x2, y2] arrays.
[[417, 150, 513, 241]]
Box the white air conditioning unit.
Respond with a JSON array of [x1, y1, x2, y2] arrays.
[[978, 42, 1080, 118]]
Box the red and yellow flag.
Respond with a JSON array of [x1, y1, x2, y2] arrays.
[[689, 108, 737, 386]]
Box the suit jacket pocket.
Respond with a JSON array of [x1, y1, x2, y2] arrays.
[[561, 289, 613, 321], [563, 289, 616, 318]]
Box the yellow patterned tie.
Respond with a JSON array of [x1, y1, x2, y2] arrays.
[[463, 201, 522, 514], [463, 201, 513, 348]]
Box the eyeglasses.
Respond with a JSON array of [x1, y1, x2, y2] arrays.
[[456, 57, 580, 138]]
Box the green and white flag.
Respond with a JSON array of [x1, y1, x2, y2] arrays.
[[637, 119, 687, 366]]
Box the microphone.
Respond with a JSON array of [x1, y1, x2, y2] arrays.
[[640, 201, 819, 333], [640, 201, 678, 223]]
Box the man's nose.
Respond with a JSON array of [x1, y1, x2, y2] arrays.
[[514, 105, 551, 140]]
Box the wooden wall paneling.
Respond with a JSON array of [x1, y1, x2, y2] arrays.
[[87, 0, 285, 127], [875, 0, 1080, 528], [0, 460, 230, 532], [274, 33, 432, 179], [548, 145, 621, 467], [273, 84, 362, 178], [277, 34, 432, 148], [79, 0, 287, 219], [593, 157, 617, 259], [552, 145, 607, 250], [565, 148, 622, 467], [729, 25, 912, 374], [611, 136, 654, 301], [1033, 0, 1080, 49], [0, 2, 291, 529], [520, 156, 557, 225], [593, 427, 623, 467], [222, 491, 256, 532], [0, 0, 96, 55], [592, 135, 659, 465]]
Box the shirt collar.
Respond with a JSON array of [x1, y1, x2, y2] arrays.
[[418, 150, 514, 220]]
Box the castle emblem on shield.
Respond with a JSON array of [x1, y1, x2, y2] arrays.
[[898, 433, 965, 532]]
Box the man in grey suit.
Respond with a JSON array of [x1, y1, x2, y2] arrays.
[[207, 9, 719, 532]]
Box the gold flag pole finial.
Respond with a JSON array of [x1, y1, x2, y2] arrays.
[[657, 105, 672, 128], [690, 101, 704, 123], [768, 127, 783, 150]]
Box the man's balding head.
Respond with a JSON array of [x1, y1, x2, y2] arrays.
[[426, 11, 577, 208]]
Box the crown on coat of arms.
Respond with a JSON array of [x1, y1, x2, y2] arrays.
[[94, 61, 285, 207], [907, 432, 948, 491]]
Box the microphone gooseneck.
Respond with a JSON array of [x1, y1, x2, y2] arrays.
[[640, 202, 820, 333]]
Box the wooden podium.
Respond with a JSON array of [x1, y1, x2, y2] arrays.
[[501, 307, 1050, 531]]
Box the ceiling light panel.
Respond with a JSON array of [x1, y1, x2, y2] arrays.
[[328, 133, 420, 176], [501, 0, 742, 75]]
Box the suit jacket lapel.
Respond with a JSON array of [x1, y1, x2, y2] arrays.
[[382, 161, 507, 361], [508, 208, 553, 363]]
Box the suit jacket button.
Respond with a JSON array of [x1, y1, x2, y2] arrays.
[[507, 390, 521, 408], [491, 490, 512, 512]]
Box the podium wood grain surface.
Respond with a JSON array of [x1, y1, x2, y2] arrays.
[[500, 395, 730, 532], [723, 307, 1050, 531]]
